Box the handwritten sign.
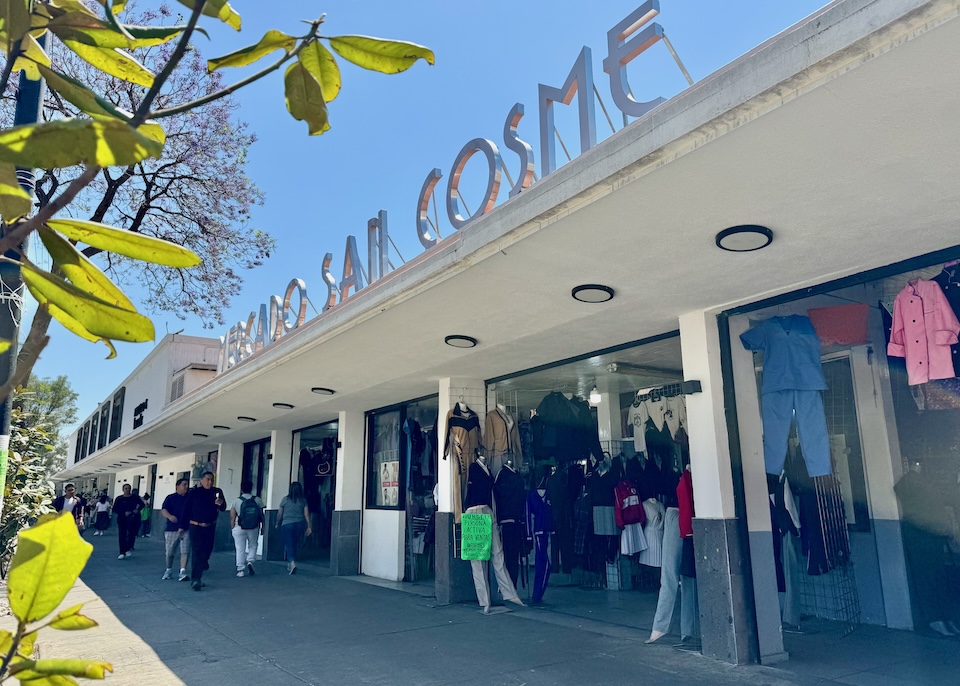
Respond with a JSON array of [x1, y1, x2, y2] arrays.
[[461, 512, 492, 561]]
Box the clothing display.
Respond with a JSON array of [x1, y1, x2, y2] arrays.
[[465, 504, 521, 609], [483, 407, 524, 472], [493, 465, 526, 524], [463, 460, 494, 510], [637, 498, 665, 568], [546, 468, 574, 574], [592, 506, 618, 536], [620, 522, 648, 556], [299, 443, 333, 512], [933, 264, 960, 375], [807, 303, 870, 346], [677, 469, 695, 538], [651, 507, 698, 638], [526, 488, 553, 603], [887, 279, 960, 385], [614, 480, 645, 528], [741, 315, 832, 477], [442, 404, 481, 523]]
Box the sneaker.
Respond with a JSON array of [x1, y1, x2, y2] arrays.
[[124, 551, 132, 558], [118, 554, 125, 560], [191, 581, 201, 591], [246, 563, 255, 576], [236, 570, 245, 578], [162, 569, 172, 580], [178, 569, 189, 582]]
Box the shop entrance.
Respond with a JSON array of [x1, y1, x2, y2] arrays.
[[480, 334, 701, 643], [293, 420, 339, 562], [724, 252, 960, 677]]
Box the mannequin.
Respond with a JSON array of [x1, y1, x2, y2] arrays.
[[443, 402, 480, 523], [464, 455, 525, 613], [493, 460, 526, 587], [483, 404, 524, 474], [526, 466, 554, 604]]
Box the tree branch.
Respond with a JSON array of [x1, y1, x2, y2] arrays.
[[90, 166, 134, 223], [10, 305, 53, 396]]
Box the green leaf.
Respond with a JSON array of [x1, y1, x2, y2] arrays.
[[284, 60, 328, 136], [38, 295, 118, 359], [35, 64, 128, 120], [38, 225, 135, 311], [124, 24, 199, 47], [7, 513, 93, 623], [21, 261, 155, 343], [48, 604, 98, 630], [13, 675, 79, 686], [0, 0, 32, 53], [327, 35, 434, 74], [0, 339, 10, 353], [207, 29, 294, 71], [11, 658, 113, 679], [46, 219, 201, 267], [175, 0, 240, 31], [61, 39, 154, 87], [0, 118, 163, 168], [0, 162, 31, 222], [299, 39, 340, 103], [12, 32, 51, 80], [111, 0, 129, 14]]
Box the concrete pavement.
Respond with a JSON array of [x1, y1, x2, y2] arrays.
[[0, 532, 902, 685]]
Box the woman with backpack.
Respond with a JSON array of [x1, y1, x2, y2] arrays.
[[277, 481, 312, 575], [230, 480, 264, 578]]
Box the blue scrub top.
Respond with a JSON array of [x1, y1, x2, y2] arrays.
[[740, 315, 827, 394]]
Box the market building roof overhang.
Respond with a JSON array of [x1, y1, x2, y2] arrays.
[[59, 0, 960, 479]]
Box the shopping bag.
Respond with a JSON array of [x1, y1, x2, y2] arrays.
[[460, 512, 492, 561]]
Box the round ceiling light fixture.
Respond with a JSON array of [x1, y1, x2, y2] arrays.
[[213, 425, 230, 430], [571, 284, 615, 303], [192, 433, 209, 438], [444, 335, 478, 349], [311, 387, 336, 395], [237, 416, 257, 422], [715, 224, 774, 252], [273, 402, 295, 410]]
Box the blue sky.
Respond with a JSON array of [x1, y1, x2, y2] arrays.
[[34, 0, 830, 429]]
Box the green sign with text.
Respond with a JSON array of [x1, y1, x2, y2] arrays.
[[460, 512, 491, 561]]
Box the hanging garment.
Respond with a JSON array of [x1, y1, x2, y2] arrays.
[[740, 315, 828, 393], [629, 396, 668, 453], [547, 468, 574, 574], [526, 489, 554, 603], [620, 522, 648, 556], [534, 392, 580, 463], [493, 465, 526, 525], [761, 389, 832, 477], [465, 504, 521, 608], [443, 404, 481, 523], [677, 469, 695, 538], [500, 522, 524, 588], [483, 408, 524, 471], [933, 265, 960, 375], [664, 396, 687, 440], [463, 460, 493, 511], [651, 507, 698, 638], [569, 396, 605, 463], [887, 279, 960, 385], [637, 498, 665, 568], [592, 506, 618, 536], [573, 491, 592, 557], [614, 480, 646, 527], [807, 303, 870, 346]]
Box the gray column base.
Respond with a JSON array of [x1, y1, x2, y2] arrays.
[[692, 517, 759, 665], [330, 510, 361, 576], [435, 512, 474, 605], [263, 510, 283, 561]]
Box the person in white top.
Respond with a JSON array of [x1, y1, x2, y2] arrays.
[[94, 494, 111, 535], [229, 480, 264, 578]]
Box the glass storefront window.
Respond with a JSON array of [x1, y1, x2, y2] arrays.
[[292, 420, 339, 559], [367, 409, 402, 509]]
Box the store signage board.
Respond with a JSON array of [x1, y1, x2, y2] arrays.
[[460, 512, 492, 561], [218, 1, 676, 373]]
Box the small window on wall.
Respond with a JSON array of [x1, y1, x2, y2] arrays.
[[88, 414, 99, 455], [79, 422, 90, 460], [367, 409, 402, 509], [109, 388, 124, 442]]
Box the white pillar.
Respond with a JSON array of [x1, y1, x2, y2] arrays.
[[595, 387, 622, 444], [336, 410, 365, 511], [216, 442, 243, 492], [266, 430, 293, 510]]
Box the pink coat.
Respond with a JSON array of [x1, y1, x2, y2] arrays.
[[888, 279, 960, 385]]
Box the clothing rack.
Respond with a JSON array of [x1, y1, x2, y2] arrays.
[[633, 380, 701, 406]]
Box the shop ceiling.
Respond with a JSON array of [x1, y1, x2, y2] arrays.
[[62, 1, 960, 478]]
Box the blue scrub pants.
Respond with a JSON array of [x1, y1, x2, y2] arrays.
[[761, 389, 831, 477], [532, 533, 551, 604]]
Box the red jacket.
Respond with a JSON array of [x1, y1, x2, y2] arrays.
[[614, 480, 646, 527], [677, 469, 694, 538]]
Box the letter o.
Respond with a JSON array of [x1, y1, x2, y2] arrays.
[[446, 138, 502, 231], [282, 278, 309, 333]]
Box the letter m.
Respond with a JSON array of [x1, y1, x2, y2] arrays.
[[538, 46, 597, 178]]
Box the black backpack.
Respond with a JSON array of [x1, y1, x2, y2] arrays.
[[238, 496, 262, 529]]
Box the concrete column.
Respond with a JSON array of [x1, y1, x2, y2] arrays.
[[331, 410, 363, 576], [435, 377, 485, 604], [216, 442, 243, 492], [595, 386, 622, 444], [726, 313, 788, 664], [679, 310, 769, 665], [266, 429, 293, 509]]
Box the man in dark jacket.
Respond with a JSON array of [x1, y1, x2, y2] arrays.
[[53, 483, 85, 530], [178, 471, 226, 590]]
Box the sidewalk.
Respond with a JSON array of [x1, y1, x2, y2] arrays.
[[0, 532, 946, 685]]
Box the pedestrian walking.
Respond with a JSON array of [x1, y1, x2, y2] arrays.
[[53, 483, 85, 531], [113, 484, 144, 559], [230, 480, 264, 578], [277, 482, 312, 575], [161, 479, 191, 581], [178, 471, 226, 591], [94, 494, 111, 535], [140, 493, 153, 537]]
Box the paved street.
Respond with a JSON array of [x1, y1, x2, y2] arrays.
[[3, 533, 941, 686]]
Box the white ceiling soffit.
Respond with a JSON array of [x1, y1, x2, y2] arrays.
[[61, 0, 960, 477]]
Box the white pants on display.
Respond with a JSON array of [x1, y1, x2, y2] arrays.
[[651, 507, 699, 638], [232, 526, 259, 569], [466, 505, 520, 608]]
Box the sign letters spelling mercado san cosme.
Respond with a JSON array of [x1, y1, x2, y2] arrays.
[[218, 1, 684, 374]]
